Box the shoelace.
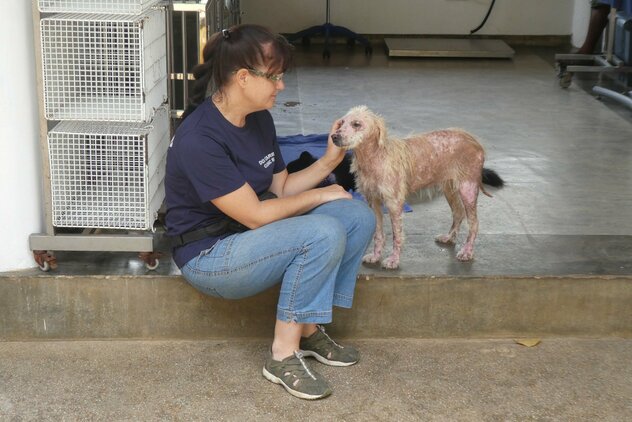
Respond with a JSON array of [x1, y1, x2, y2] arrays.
[[317, 325, 344, 349], [289, 351, 317, 380]]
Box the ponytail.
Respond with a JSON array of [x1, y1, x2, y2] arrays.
[[180, 24, 293, 122]]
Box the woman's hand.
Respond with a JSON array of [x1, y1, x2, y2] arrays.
[[316, 184, 352, 203], [278, 118, 348, 197], [323, 119, 345, 165]]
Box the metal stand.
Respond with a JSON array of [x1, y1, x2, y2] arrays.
[[286, 0, 372, 59], [555, 7, 632, 110], [29, 0, 169, 271]]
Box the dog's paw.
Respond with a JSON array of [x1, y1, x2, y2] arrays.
[[381, 255, 400, 269], [435, 234, 456, 245], [362, 253, 381, 264], [456, 248, 474, 261]]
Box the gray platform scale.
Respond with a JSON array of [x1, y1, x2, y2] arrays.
[[385, 38, 515, 58]]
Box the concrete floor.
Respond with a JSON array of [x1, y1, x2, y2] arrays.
[[15, 44, 632, 278], [2, 338, 632, 420]]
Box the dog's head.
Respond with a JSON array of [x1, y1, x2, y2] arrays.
[[331, 105, 387, 150]]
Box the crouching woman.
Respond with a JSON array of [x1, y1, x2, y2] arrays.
[[164, 24, 375, 400]]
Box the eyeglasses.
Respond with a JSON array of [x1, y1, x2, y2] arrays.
[[247, 67, 284, 82]]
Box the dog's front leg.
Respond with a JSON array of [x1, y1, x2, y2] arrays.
[[362, 198, 384, 264], [382, 203, 404, 269]]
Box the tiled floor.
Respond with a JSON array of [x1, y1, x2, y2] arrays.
[[16, 43, 632, 278]]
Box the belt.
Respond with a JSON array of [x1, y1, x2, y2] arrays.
[[168, 191, 277, 248]]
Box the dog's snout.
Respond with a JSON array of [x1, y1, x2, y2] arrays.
[[331, 132, 343, 146]]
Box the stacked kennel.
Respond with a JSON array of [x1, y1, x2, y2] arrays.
[[30, 0, 169, 270]]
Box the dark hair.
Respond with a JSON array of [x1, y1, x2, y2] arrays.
[[181, 24, 293, 120]]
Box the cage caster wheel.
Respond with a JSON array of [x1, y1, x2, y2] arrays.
[[139, 252, 162, 270], [33, 250, 57, 272], [559, 72, 572, 89], [145, 259, 159, 271]]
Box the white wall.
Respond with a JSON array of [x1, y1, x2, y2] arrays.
[[0, 2, 43, 271], [572, 0, 591, 47], [241, 0, 575, 36]]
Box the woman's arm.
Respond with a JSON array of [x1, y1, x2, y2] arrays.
[[211, 182, 351, 230], [211, 119, 352, 229], [272, 119, 346, 197]]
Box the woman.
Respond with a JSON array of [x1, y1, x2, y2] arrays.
[[164, 24, 376, 400]]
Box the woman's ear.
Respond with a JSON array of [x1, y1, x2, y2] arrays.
[[235, 68, 250, 87]]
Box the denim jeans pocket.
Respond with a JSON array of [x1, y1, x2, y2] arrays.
[[181, 261, 224, 298], [200, 234, 236, 259]]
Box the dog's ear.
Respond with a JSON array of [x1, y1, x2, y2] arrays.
[[372, 112, 388, 147]]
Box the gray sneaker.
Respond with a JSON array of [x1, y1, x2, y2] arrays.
[[300, 325, 360, 367], [262, 350, 332, 400]]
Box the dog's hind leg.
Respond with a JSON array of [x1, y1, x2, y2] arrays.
[[456, 180, 480, 261], [362, 198, 385, 264], [382, 201, 405, 269], [435, 181, 465, 246]]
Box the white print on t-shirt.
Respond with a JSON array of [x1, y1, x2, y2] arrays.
[[258, 152, 276, 169]]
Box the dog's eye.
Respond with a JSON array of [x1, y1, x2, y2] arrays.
[[351, 121, 362, 129]]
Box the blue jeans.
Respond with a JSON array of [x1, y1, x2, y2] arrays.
[[181, 199, 376, 324]]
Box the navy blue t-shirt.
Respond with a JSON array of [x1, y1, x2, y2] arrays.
[[165, 99, 286, 268]]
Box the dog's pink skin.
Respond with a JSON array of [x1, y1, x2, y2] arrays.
[[362, 197, 385, 263], [335, 106, 489, 267]]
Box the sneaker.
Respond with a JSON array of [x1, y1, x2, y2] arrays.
[[300, 325, 360, 367], [262, 350, 332, 400]]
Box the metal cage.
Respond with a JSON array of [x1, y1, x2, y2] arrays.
[[47, 107, 169, 230], [38, 0, 162, 15], [40, 10, 167, 122], [29, 1, 213, 269]]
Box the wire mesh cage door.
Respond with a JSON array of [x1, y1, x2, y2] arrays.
[[40, 10, 168, 122], [38, 0, 162, 15], [47, 107, 169, 231]]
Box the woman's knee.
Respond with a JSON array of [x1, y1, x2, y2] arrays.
[[312, 199, 376, 231], [308, 215, 347, 254], [354, 200, 377, 232]]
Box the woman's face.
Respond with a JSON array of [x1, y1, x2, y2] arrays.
[[244, 65, 285, 110]]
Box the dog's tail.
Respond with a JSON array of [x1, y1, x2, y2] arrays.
[[482, 168, 504, 188], [480, 168, 504, 197]]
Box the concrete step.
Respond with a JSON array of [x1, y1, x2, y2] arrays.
[[1, 338, 631, 420], [2, 272, 631, 340]]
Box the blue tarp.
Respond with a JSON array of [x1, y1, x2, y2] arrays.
[[278, 133, 330, 164]]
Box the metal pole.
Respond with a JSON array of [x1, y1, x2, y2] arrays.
[[31, 0, 54, 236], [181, 10, 188, 110], [605, 7, 617, 63]]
